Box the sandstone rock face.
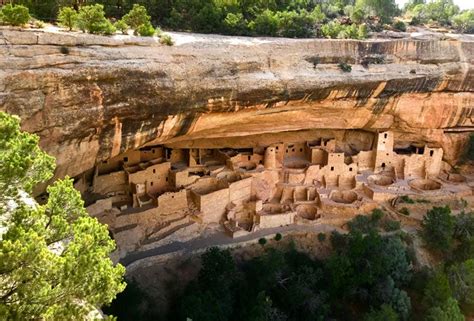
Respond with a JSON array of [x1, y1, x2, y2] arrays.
[[0, 28, 473, 179]]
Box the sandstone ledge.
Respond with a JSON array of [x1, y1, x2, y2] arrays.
[[0, 28, 473, 179]]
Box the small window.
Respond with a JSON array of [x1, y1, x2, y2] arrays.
[[248, 156, 251, 161], [381, 163, 386, 168], [331, 166, 334, 171], [386, 153, 389, 156], [430, 150, 434, 157], [384, 133, 388, 139], [166, 177, 168, 182], [292, 148, 295, 152], [300, 148, 303, 152], [150, 181, 154, 186], [286, 150, 288, 153], [276, 146, 279, 150], [102, 160, 107, 164], [153, 169, 156, 173], [382, 141, 385, 145], [171, 195, 174, 198], [123, 157, 128, 162], [152, 150, 155, 154], [349, 167, 353, 172]]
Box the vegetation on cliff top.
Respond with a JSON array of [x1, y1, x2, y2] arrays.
[[6, 0, 474, 39], [0, 112, 126, 319]]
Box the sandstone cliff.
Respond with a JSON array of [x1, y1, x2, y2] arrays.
[[0, 28, 473, 179]]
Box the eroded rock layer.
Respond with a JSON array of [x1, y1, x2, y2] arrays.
[[0, 28, 473, 179]]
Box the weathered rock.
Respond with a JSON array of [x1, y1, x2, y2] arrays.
[[0, 28, 473, 180]]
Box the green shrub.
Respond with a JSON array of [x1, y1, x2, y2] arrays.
[[58, 7, 77, 31], [160, 34, 174, 45], [279, 10, 316, 38], [249, 9, 280, 36], [34, 20, 45, 29], [399, 207, 410, 216], [123, 4, 151, 35], [358, 23, 369, 39], [101, 20, 116, 35], [114, 19, 129, 35], [224, 13, 248, 35], [137, 21, 155, 37], [421, 206, 455, 252], [371, 208, 385, 221], [76, 4, 115, 35], [321, 20, 344, 38], [318, 232, 326, 242], [274, 233, 282, 241], [0, 4, 30, 26], [258, 237, 267, 246], [452, 9, 474, 34], [400, 195, 415, 204], [384, 220, 401, 232], [338, 62, 352, 72], [393, 20, 407, 31]]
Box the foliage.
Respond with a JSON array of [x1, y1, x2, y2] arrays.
[[122, 4, 152, 35], [384, 220, 401, 232], [339, 62, 352, 72], [76, 4, 116, 34], [258, 237, 267, 245], [406, 0, 460, 26], [275, 233, 282, 241], [348, 209, 384, 233], [364, 304, 399, 321], [0, 112, 125, 320], [393, 20, 407, 31], [58, 6, 78, 31], [137, 21, 155, 36], [421, 206, 455, 252], [422, 270, 453, 308], [160, 33, 174, 45], [448, 259, 474, 306], [400, 195, 415, 204], [114, 19, 128, 34], [103, 279, 160, 321], [250, 9, 281, 36], [425, 297, 464, 321], [318, 232, 326, 242], [452, 10, 474, 34], [355, 0, 399, 23], [399, 207, 410, 215], [0, 4, 30, 26]]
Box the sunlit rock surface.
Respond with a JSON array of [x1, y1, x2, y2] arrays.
[[0, 28, 473, 179]]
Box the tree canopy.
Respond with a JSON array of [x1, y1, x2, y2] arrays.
[[0, 111, 126, 320]]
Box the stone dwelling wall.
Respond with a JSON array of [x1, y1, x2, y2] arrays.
[[93, 170, 127, 195], [310, 148, 328, 166], [128, 162, 171, 195], [229, 177, 252, 204], [197, 188, 230, 223], [374, 131, 395, 170], [97, 150, 141, 175], [284, 142, 307, 159], [403, 154, 426, 179], [355, 150, 375, 171], [140, 147, 164, 162], [171, 170, 200, 189], [156, 190, 188, 215], [168, 149, 186, 163], [424, 147, 443, 177], [317, 153, 357, 188], [256, 211, 296, 229]]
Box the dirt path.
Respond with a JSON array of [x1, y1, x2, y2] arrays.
[[121, 223, 344, 266]]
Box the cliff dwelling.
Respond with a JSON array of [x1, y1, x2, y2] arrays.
[[82, 130, 472, 258]]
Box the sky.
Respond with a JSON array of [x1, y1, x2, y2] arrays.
[[395, 0, 473, 10]]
